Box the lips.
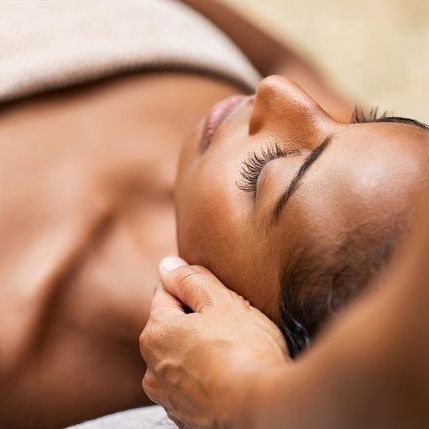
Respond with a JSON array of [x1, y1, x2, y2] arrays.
[[200, 95, 245, 151]]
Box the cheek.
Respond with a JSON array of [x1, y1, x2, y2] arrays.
[[176, 158, 241, 265], [174, 121, 250, 263], [174, 139, 283, 317], [175, 161, 280, 318]]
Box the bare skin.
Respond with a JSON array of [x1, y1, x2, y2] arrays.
[[0, 73, 242, 428], [141, 201, 429, 429], [175, 75, 429, 321], [0, 1, 354, 425], [140, 76, 429, 428], [0, 1, 420, 427]]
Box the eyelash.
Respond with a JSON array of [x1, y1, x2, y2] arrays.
[[237, 144, 299, 199], [237, 106, 389, 199], [352, 106, 388, 123]]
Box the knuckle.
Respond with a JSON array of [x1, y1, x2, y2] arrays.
[[149, 306, 168, 322], [139, 333, 145, 353], [141, 320, 179, 357], [235, 293, 249, 306], [142, 372, 157, 400], [142, 372, 151, 390], [177, 269, 214, 304], [139, 328, 151, 351], [175, 266, 206, 287], [139, 324, 162, 359]]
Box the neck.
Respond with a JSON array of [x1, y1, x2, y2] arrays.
[[0, 71, 245, 427]]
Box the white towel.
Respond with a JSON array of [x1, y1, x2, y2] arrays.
[[67, 406, 177, 429], [0, 0, 261, 103]]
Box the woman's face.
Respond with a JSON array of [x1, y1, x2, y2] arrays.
[[175, 76, 429, 320]]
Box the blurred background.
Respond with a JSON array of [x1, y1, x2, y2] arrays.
[[224, 0, 429, 122]]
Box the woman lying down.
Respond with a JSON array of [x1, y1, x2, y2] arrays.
[[1, 1, 428, 428]]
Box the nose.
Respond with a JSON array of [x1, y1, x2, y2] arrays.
[[249, 76, 332, 147]]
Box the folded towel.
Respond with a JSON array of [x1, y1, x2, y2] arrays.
[[0, 0, 260, 103]]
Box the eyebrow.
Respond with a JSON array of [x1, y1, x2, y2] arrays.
[[270, 136, 332, 225]]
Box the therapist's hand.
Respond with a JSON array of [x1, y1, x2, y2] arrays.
[[140, 256, 288, 429]]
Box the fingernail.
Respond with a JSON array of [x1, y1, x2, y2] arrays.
[[160, 256, 188, 272]]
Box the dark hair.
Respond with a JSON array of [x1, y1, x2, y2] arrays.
[[276, 109, 427, 358], [279, 220, 404, 359]]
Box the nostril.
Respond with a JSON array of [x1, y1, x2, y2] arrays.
[[249, 102, 264, 136]]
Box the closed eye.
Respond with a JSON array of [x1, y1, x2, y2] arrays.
[[237, 144, 301, 199]]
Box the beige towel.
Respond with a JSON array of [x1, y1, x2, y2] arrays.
[[0, 0, 261, 103]]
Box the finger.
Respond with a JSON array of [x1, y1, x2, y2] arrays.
[[140, 286, 185, 364], [159, 256, 231, 312], [151, 282, 186, 316], [141, 371, 160, 404]]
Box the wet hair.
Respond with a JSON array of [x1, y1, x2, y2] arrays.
[[279, 219, 404, 359]]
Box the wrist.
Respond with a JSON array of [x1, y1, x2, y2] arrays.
[[218, 364, 285, 429]]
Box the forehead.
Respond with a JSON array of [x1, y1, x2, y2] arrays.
[[279, 122, 429, 245], [339, 121, 429, 150], [326, 123, 429, 193]]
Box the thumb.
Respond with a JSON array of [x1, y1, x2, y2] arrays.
[[159, 256, 230, 312]]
